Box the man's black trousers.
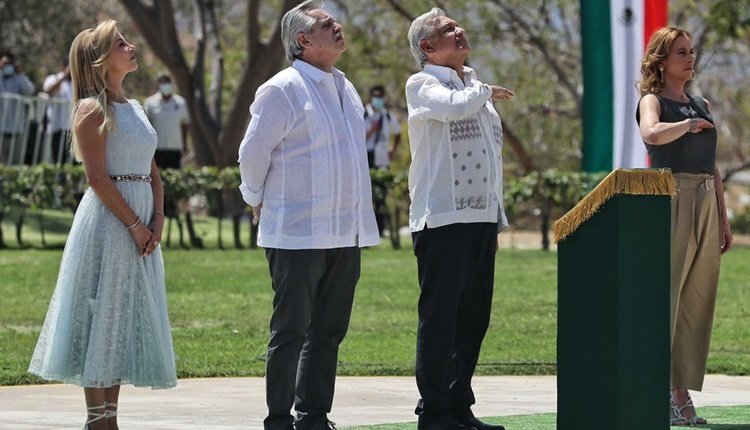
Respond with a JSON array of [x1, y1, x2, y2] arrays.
[[263, 247, 360, 430], [412, 222, 498, 426]]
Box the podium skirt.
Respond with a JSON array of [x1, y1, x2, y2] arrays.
[[669, 173, 721, 391]]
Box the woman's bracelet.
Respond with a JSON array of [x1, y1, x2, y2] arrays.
[[688, 118, 698, 133], [154, 210, 165, 218], [126, 217, 142, 231]]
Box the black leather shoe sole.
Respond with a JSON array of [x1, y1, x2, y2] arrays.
[[455, 417, 504, 430]]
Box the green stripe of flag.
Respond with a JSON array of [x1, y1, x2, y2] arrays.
[[580, 0, 613, 173]]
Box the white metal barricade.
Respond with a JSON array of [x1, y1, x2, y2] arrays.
[[0, 93, 73, 165]]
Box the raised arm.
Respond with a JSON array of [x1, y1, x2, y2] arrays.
[[407, 74, 492, 122], [638, 94, 713, 145]]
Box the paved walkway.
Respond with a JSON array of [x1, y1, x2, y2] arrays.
[[2, 375, 750, 429]]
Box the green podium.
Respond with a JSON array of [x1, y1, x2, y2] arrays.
[[555, 169, 674, 430]]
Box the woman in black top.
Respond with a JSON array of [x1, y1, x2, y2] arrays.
[[637, 26, 733, 426]]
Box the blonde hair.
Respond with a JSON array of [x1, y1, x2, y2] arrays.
[[68, 19, 119, 161], [638, 26, 692, 96]]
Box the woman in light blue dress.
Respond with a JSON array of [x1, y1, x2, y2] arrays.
[[28, 20, 176, 430]]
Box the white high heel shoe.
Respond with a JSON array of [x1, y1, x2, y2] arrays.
[[105, 402, 118, 419], [670, 393, 707, 426], [83, 403, 107, 429]]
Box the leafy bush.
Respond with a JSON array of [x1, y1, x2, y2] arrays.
[[0, 164, 610, 250], [730, 209, 750, 234]]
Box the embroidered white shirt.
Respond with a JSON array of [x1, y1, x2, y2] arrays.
[[238, 60, 380, 249], [405, 64, 509, 233]]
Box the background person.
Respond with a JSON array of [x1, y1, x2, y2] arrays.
[[0, 52, 35, 164], [365, 84, 401, 169], [144, 73, 190, 170], [42, 58, 73, 164], [365, 84, 401, 237], [636, 26, 732, 427], [145, 73, 190, 219]]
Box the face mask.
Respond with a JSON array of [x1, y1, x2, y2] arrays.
[[371, 97, 385, 110], [2, 64, 14, 77], [159, 83, 173, 96]]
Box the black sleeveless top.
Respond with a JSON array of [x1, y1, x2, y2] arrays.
[[635, 94, 717, 174]]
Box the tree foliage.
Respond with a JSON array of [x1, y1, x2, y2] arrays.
[[669, 0, 750, 180], [0, 0, 87, 83], [335, 0, 582, 174], [116, 0, 299, 169]]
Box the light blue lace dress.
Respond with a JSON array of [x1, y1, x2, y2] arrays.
[[28, 100, 177, 389]]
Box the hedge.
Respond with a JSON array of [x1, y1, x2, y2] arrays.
[[0, 164, 608, 250]]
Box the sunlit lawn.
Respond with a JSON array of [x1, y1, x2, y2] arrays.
[[1, 211, 748, 385]]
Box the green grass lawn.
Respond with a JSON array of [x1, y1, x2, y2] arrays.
[[344, 406, 750, 429], [1, 212, 749, 385]]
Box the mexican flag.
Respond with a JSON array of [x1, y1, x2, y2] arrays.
[[580, 0, 668, 172]]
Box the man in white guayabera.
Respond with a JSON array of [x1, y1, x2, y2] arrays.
[[406, 8, 515, 430], [237, 1, 379, 430]]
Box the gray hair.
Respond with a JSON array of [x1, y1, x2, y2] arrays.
[[408, 8, 446, 68], [281, 0, 325, 64]]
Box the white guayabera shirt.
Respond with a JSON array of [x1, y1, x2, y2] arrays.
[[238, 60, 380, 250], [405, 64, 509, 233]]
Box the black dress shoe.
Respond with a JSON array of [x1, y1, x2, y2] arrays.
[[455, 412, 505, 430], [420, 422, 476, 430], [417, 414, 477, 430], [304, 419, 337, 430]]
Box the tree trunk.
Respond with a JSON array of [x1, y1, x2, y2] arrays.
[[232, 214, 243, 249], [175, 215, 187, 249], [722, 160, 750, 182], [0, 212, 6, 249], [185, 212, 203, 248], [15, 208, 25, 247], [540, 198, 551, 251], [38, 210, 46, 248], [502, 120, 537, 174], [217, 216, 224, 249], [118, 0, 297, 169], [214, 191, 225, 250], [389, 206, 401, 250]]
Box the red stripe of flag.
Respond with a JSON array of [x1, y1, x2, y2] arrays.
[[643, 0, 668, 166], [643, 0, 669, 50]]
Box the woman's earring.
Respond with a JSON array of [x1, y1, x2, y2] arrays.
[[659, 67, 664, 83]]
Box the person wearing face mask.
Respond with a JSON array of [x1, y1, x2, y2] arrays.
[[364, 85, 402, 169], [0, 52, 36, 165], [364, 85, 402, 237], [42, 58, 73, 164], [144, 73, 190, 170]]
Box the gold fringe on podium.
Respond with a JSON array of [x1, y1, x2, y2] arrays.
[[554, 168, 675, 243]]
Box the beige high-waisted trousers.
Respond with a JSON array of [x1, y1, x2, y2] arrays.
[[670, 173, 722, 391]]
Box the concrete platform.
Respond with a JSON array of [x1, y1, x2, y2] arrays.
[[1, 375, 749, 429]]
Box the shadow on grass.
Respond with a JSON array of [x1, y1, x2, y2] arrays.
[[697, 425, 750, 430], [344, 408, 750, 430]]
